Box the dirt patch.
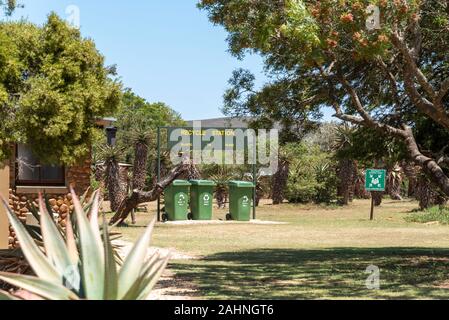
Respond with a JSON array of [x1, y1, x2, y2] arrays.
[[114, 240, 200, 300], [147, 269, 202, 300]]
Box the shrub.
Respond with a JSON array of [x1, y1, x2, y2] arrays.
[[284, 143, 338, 204], [405, 206, 449, 225], [0, 190, 168, 300]]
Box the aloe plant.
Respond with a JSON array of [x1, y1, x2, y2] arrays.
[[0, 190, 122, 291], [0, 189, 169, 300]]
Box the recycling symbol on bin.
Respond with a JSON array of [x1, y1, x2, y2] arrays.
[[177, 193, 187, 205], [242, 196, 249, 207], [203, 194, 210, 202]]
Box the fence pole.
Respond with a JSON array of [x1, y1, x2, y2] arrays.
[[157, 127, 161, 222]]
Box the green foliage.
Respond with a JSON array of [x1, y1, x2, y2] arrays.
[[0, 14, 122, 165], [200, 0, 449, 174], [336, 126, 407, 167], [405, 206, 449, 225], [0, 191, 168, 300], [0, 0, 20, 15], [106, 89, 185, 172], [284, 142, 337, 204]]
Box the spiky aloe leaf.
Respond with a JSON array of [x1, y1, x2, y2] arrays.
[[65, 209, 79, 266], [0, 272, 78, 300], [71, 189, 104, 300], [38, 195, 74, 279], [136, 254, 170, 300], [88, 191, 103, 248], [102, 217, 118, 300], [0, 198, 60, 284], [117, 218, 156, 299], [0, 289, 18, 300], [120, 253, 160, 300]]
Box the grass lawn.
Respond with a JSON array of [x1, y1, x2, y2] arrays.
[[115, 199, 449, 300]]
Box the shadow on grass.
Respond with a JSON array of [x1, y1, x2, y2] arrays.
[[170, 248, 449, 300]]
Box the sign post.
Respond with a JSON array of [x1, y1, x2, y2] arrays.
[[0, 161, 9, 249], [365, 169, 386, 221]]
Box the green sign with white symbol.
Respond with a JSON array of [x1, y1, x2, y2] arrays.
[[365, 169, 386, 192]]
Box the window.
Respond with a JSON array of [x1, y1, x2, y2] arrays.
[[16, 144, 65, 186]]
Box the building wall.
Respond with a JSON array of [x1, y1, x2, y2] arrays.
[[7, 148, 92, 249], [0, 161, 9, 249]]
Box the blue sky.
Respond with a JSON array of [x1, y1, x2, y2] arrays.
[[6, 0, 267, 120]]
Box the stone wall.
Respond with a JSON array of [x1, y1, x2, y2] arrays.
[[8, 190, 79, 249], [66, 154, 92, 195]]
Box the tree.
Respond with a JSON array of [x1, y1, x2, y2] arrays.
[[100, 145, 126, 213], [0, 0, 20, 15], [283, 142, 337, 204], [109, 156, 193, 225], [207, 165, 237, 209], [0, 14, 121, 165], [114, 89, 185, 182], [271, 153, 289, 204], [105, 90, 187, 224], [332, 124, 358, 205], [199, 0, 449, 198]]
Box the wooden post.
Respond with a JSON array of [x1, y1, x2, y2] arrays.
[[370, 193, 375, 221], [0, 161, 9, 249]]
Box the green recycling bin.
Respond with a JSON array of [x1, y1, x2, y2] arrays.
[[189, 180, 216, 220], [163, 180, 191, 221], [227, 181, 254, 221]]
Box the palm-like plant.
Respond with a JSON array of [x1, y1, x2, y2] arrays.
[[209, 166, 237, 209], [332, 124, 357, 205], [99, 145, 127, 212], [271, 146, 290, 205], [0, 189, 169, 300]]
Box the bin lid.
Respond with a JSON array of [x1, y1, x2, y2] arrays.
[[190, 180, 216, 186], [228, 181, 255, 188], [170, 180, 192, 186]]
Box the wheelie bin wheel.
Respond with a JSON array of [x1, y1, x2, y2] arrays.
[[187, 212, 193, 220], [226, 213, 232, 221], [162, 213, 168, 222]]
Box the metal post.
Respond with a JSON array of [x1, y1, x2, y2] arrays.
[[252, 139, 257, 220], [253, 164, 257, 220], [157, 127, 161, 222], [370, 193, 375, 221]]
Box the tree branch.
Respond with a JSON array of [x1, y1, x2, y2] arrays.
[[376, 58, 402, 110], [334, 71, 407, 138], [109, 156, 192, 225], [403, 66, 449, 130], [391, 31, 436, 100], [436, 77, 449, 103]]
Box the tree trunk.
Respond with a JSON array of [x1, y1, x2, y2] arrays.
[[109, 157, 192, 225], [337, 158, 356, 205], [132, 141, 149, 191], [272, 159, 289, 205], [256, 185, 264, 207], [179, 162, 201, 180], [386, 164, 403, 200], [215, 187, 227, 209], [105, 158, 125, 212], [402, 161, 418, 198], [416, 174, 448, 210], [402, 126, 449, 196], [354, 170, 371, 199]]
